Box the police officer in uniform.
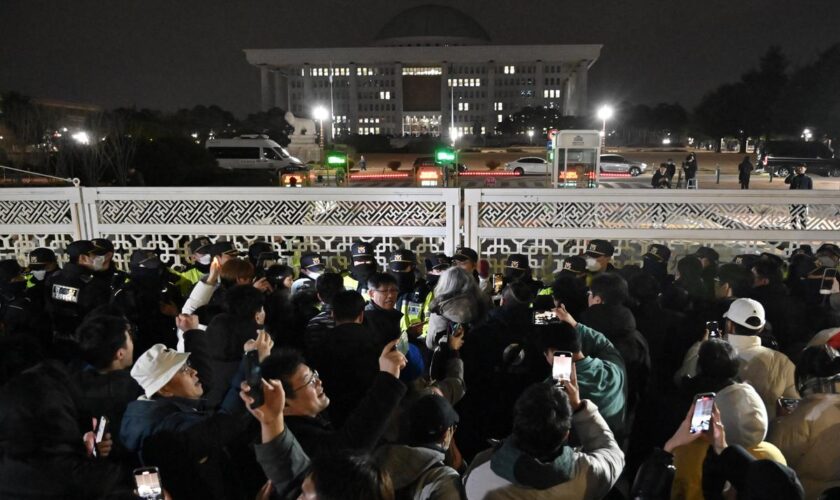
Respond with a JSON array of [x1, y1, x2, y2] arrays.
[[1, 259, 47, 340], [503, 253, 542, 300], [291, 252, 325, 297], [45, 240, 113, 356], [641, 244, 673, 287], [452, 247, 492, 296], [389, 248, 432, 342], [24, 247, 60, 312], [248, 241, 280, 278], [343, 241, 379, 298], [584, 239, 617, 284], [90, 238, 128, 293], [535, 255, 587, 308], [177, 237, 214, 292]]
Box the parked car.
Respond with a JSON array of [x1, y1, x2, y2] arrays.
[[503, 156, 549, 175], [755, 140, 840, 177], [599, 154, 647, 176]]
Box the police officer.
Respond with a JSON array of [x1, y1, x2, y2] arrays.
[[503, 253, 542, 299], [584, 239, 617, 278], [1, 259, 46, 339], [177, 237, 214, 291], [425, 254, 452, 289], [536, 255, 587, 306], [343, 241, 379, 298], [45, 240, 113, 353], [90, 238, 128, 292], [112, 250, 181, 353], [248, 241, 280, 278], [389, 248, 432, 341], [641, 244, 673, 287], [452, 246, 492, 295], [24, 247, 60, 312], [291, 252, 325, 297]]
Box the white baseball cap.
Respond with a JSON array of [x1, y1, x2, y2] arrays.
[[723, 298, 766, 330], [131, 344, 191, 398]]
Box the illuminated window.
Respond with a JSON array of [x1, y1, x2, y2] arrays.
[[402, 67, 442, 75], [497, 114, 503, 123], [494, 102, 503, 110], [379, 91, 391, 100], [503, 66, 516, 74], [458, 102, 470, 111]]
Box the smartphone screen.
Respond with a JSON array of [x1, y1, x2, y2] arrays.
[[552, 351, 573, 384], [820, 268, 838, 295], [95, 416, 108, 444], [134, 467, 164, 499], [690, 393, 715, 434], [534, 310, 558, 325], [244, 350, 264, 409], [706, 321, 721, 339]]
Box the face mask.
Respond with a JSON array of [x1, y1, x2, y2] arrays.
[[306, 271, 322, 280], [426, 274, 441, 288], [818, 256, 838, 269], [352, 263, 377, 282], [585, 257, 600, 272], [91, 255, 108, 272], [503, 268, 527, 283], [197, 254, 212, 266], [394, 271, 416, 292], [30, 270, 47, 281]]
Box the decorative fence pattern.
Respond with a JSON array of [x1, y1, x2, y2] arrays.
[[2, 186, 840, 280]]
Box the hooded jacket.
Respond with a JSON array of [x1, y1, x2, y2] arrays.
[[463, 400, 624, 500], [671, 383, 786, 500], [373, 444, 464, 499], [770, 392, 840, 499]]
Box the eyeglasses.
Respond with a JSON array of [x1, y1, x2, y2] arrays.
[[177, 361, 193, 374], [292, 369, 320, 392], [371, 288, 399, 296]]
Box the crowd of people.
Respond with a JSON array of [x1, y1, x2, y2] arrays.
[[2, 235, 840, 499]]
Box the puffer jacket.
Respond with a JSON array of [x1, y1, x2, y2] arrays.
[[770, 393, 840, 499]]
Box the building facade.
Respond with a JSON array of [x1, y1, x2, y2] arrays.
[[244, 5, 601, 138]]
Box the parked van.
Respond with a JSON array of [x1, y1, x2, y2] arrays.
[[755, 140, 840, 177], [205, 135, 307, 173]]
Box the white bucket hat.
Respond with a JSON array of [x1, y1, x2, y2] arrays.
[[131, 344, 191, 398]]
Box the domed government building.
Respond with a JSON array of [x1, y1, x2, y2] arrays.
[[244, 4, 601, 137]]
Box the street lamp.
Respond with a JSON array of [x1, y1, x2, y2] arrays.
[[802, 128, 813, 141], [313, 105, 329, 149], [527, 129, 534, 144], [597, 105, 613, 149]]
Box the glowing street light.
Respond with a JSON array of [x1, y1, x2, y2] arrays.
[[527, 129, 534, 144], [802, 128, 813, 141], [597, 105, 613, 148], [71, 131, 90, 145], [313, 105, 329, 150]]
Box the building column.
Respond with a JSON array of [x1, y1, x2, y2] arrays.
[[260, 67, 272, 112], [273, 71, 287, 111], [302, 64, 313, 115], [485, 63, 496, 135], [575, 62, 589, 118], [393, 62, 403, 136], [440, 64, 450, 138], [348, 63, 359, 133], [562, 64, 576, 116]]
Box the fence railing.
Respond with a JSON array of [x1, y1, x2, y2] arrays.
[[2, 187, 840, 279]]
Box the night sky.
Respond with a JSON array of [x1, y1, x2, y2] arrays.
[[3, 0, 840, 118]]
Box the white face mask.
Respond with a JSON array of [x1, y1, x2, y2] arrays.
[[197, 254, 212, 265], [91, 255, 108, 272], [30, 270, 47, 281], [585, 257, 600, 272]]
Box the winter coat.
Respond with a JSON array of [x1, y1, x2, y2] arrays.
[[738, 159, 753, 182], [284, 371, 406, 459], [426, 292, 486, 350], [0, 361, 129, 499], [203, 312, 258, 408], [308, 321, 381, 428], [675, 334, 799, 419], [702, 445, 804, 500], [463, 400, 624, 500], [580, 304, 650, 417], [770, 393, 840, 499], [786, 173, 813, 190], [573, 323, 628, 437], [373, 444, 465, 499], [254, 429, 310, 500], [671, 383, 786, 500], [364, 301, 404, 350]]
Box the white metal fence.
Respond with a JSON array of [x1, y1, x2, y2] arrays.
[[2, 187, 840, 279]]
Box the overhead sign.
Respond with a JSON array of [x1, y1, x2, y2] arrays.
[[556, 130, 600, 149]]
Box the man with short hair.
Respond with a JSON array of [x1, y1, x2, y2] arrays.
[[74, 313, 142, 456], [373, 394, 465, 499], [303, 272, 345, 351], [749, 259, 801, 353], [364, 272, 404, 351], [260, 338, 407, 459], [785, 163, 813, 229], [464, 378, 624, 499]]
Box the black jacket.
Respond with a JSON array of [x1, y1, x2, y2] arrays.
[[308, 321, 380, 428], [785, 173, 813, 190], [364, 301, 403, 351], [45, 263, 112, 340], [285, 372, 406, 459], [203, 313, 259, 408]]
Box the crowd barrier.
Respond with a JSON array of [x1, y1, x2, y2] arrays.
[[2, 187, 839, 278]]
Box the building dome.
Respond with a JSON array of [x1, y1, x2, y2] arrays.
[[373, 5, 490, 47]]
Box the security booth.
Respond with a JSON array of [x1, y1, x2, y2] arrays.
[[551, 130, 601, 188], [310, 151, 347, 186]]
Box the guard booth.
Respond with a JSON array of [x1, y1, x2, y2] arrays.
[[551, 130, 601, 188]]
